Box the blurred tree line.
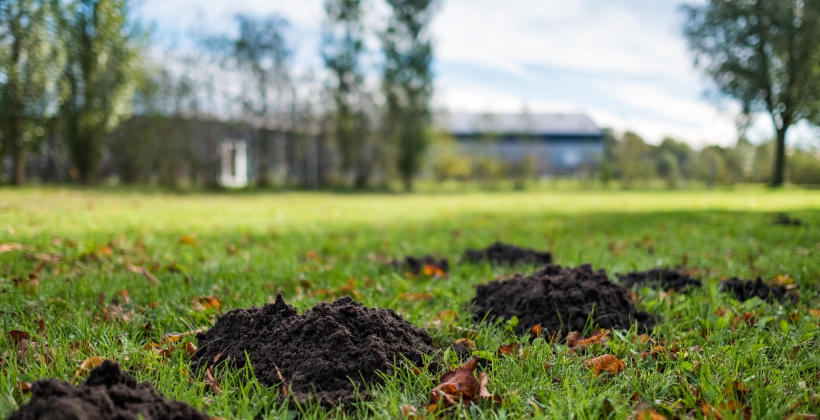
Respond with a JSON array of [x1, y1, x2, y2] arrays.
[[0, 0, 437, 189], [1, 0, 818, 189]]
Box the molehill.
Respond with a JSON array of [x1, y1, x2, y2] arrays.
[[721, 277, 796, 303], [471, 264, 655, 334], [463, 241, 553, 266], [9, 361, 209, 420], [616, 268, 702, 291], [192, 295, 434, 406]]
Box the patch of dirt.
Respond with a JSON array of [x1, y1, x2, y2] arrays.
[[772, 213, 806, 227], [393, 255, 449, 275], [9, 360, 209, 420], [193, 295, 434, 407], [721, 277, 796, 303], [616, 268, 702, 291], [463, 242, 553, 266], [471, 264, 655, 334]]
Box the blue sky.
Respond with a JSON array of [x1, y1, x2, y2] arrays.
[[138, 0, 818, 147]]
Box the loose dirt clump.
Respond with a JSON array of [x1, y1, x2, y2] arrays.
[[393, 255, 449, 275], [721, 277, 796, 303], [463, 242, 553, 266], [772, 213, 806, 227], [471, 264, 655, 334], [616, 268, 702, 291], [192, 295, 434, 407], [9, 360, 209, 420]]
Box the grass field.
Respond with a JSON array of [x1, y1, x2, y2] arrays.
[[1, 187, 819, 419]]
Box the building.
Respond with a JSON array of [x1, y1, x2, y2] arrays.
[[437, 112, 604, 175]]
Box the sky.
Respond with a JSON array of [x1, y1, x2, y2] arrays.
[[138, 0, 818, 147]]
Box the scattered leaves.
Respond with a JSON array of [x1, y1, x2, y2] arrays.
[[74, 356, 109, 380], [194, 296, 222, 312], [585, 354, 625, 376], [428, 357, 499, 413]]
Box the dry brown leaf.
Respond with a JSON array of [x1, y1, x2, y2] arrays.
[[204, 366, 221, 394], [808, 309, 820, 319], [9, 330, 29, 343], [454, 338, 476, 351], [496, 343, 520, 357], [428, 357, 497, 413], [399, 292, 434, 301], [15, 381, 32, 394], [529, 324, 542, 338], [179, 235, 196, 245], [400, 404, 419, 419], [194, 296, 221, 312], [74, 356, 108, 380], [422, 264, 446, 277], [185, 342, 198, 357], [272, 362, 288, 398], [0, 242, 28, 253], [585, 354, 625, 376], [633, 408, 667, 420]]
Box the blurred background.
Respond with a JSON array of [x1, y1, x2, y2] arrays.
[[1, 0, 818, 191]]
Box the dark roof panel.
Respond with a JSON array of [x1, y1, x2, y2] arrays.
[[438, 112, 602, 136]]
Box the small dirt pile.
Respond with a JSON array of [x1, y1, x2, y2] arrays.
[[463, 242, 553, 266], [193, 295, 434, 406], [9, 361, 209, 420], [471, 264, 655, 334], [393, 255, 449, 275], [772, 213, 806, 227], [721, 277, 796, 303], [616, 268, 702, 291]]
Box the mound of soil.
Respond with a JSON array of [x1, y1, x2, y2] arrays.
[[772, 213, 806, 227], [9, 361, 209, 420], [393, 255, 449, 275], [193, 295, 434, 407], [721, 277, 796, 303], [471, 264, 655, 334], [616, 268, 702, 291], [463, 242, 553, 266]]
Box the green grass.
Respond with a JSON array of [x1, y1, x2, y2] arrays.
[[0, 187, 818, 419]]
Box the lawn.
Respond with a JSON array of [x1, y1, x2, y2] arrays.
[[1, 187, 819, 419]]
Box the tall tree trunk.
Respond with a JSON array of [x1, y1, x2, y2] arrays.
[[12, 143, 26, 185], [402, 174, 412, 192], [771, 125, 787, 187]]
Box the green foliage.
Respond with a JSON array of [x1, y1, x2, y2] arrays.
[[0, 0, 61, 184], [322, 0, 372, 188], [681, 0, 820, 186], [381, 0, 436, 191], [55, 0, 145, 182]]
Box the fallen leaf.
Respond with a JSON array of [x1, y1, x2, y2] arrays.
[[454, 338, 476, 351], [428, 357, 498, 412], [194, 296, 221, 312], [585, 354, 625, 376], [74, 356, 109, 380], [784, 415, 818, 420], [272, 362, 288, 398], [496, 343, 520, 357], [809, 309, 820, 319], [185, 342, 198, 357], [0, 242, 28, 253], [399, 292, 434, 301], [9, 330, 29, 343], [15, 381, 31, 394], [529, 324, 542, 338], [634, 408, 667, 420], [204, 366, 221, 394], [179, 235, 196, 245], [400, 404, 419, 419], [422, 264, 446, 277]]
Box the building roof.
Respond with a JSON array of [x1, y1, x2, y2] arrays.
[[438, 112, 603, 137]]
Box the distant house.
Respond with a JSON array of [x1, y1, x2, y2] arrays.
[[437, 112, 604, 175]]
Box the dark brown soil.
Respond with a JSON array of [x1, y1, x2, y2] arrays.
[[616, 268, 702, 291], [192, 295, 434, 407], [393, 255, 449, 274], [772, 213, 806, 227], [721, 277, 796, 303], [471, 264, 655, 334], [9, 361, 209, 420], [463, 241, 553, 266]]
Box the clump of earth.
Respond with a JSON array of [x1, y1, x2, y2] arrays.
[[193, 295, 434, 407], [616, 268, 702, 291], [393, 255, 449, 275], [721, 277, 796, 303], [9, 360, 209, 420], [463, 241, 553, 266], [471, 264, 655, 334], [772, 213, 806, 227]]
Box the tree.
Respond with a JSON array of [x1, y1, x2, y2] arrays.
[[381, 0, 436, 191], [0, 0, 60, 184], [682, 0, 820, 186], [614, 131, 654, 188], [322, 0, 372, 188], [54, 0, 143, 182], [208, 14, 291, 186]]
